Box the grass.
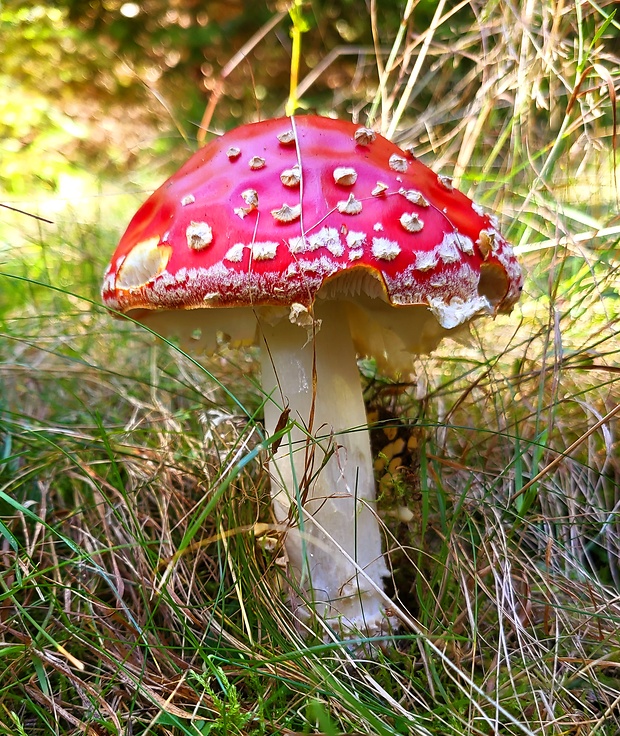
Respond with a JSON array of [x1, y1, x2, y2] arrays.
[[1, 0, 620, 733]]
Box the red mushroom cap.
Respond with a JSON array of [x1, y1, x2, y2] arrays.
[[102, 115, 522, 341]]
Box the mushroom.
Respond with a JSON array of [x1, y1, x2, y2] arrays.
[[102, 116, 523, 638]]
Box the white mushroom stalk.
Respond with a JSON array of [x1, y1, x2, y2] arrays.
[[258, 300, 393, 636]]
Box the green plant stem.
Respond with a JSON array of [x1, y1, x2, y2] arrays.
[[286, 0, 309, 116]]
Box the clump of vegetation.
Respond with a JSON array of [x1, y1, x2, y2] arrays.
[[1, 0, 619, 733]]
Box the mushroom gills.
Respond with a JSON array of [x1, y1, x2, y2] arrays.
[[133, 306, 260, 353]]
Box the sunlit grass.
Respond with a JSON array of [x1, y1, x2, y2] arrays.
[[1, 0, 619, 734]]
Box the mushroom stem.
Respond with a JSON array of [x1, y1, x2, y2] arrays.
[[259, 300, 392, 636]]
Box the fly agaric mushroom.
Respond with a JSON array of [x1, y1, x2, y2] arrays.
[[102, 115, 522, 638]]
